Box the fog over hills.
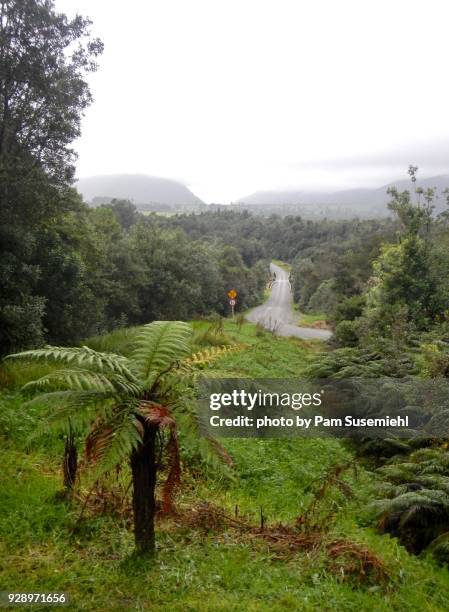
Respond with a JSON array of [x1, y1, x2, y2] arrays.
[[76, 173, 449, 218], [238, 174, 449, 214], [76, 174, 205, 209]]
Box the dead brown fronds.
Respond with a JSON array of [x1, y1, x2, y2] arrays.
[[181, 501, 251, 532], [175, 501, 389, 585], [326, 539, 389, 585], [73, 479, 133, 525], [139, 401, 181, 514], [296, 461, 357, 530]]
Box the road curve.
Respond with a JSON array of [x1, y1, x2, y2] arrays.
[[246, 262, 332, 341]]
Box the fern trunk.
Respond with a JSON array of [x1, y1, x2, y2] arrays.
[[63, 427, 77, 493], [131, 421, 157, 554]]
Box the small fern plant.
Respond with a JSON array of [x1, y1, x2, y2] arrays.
[[8, 321, 233, 555], [370, 447, 449, 556]]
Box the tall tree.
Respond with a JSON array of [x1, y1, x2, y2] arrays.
[[0, 0, 103, 353]]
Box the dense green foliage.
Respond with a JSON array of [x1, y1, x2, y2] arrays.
[[301, 170, 449, 567], [0, 0, 103, 353], [2, 322, 449, 609]]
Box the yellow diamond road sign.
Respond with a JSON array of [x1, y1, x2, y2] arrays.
[[227, 289, 237, 299]]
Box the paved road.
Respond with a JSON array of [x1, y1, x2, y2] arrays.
[[246, 262, 332, 341]]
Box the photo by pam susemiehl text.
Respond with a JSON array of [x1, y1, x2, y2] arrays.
[[197, 378, 449, 438]]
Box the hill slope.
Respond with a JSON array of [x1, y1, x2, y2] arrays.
[[238, 174, 449, 214], [76, 174, 205, 209]]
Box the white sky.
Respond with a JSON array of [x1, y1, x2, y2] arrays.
[[56, 0, 449, 203]]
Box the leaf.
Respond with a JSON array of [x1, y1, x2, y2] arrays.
[[8, 346, 136, 379], [138, 401, 176, 428], [131, 321, 192, 385], [22, 367, 142, 396], [161, 429, 181, 513], [85, 406, 142, 477]]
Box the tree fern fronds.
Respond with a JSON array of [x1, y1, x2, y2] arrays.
[[184, 344, 243, 369], [138, 401, 176, 428], [373, 489, 449, 518], [6, 319, 236, 554], [416, 475, 449, 490], [23, 389, 116, 412], [173, 408, 235, 477], [412, 447, 449, 466], [421, 463, 449, 475], [205, 435, 233, 467], [377, 482, 415, 498], [398, 503, 443, 529], [427, 532, 449, 564], [8, 346, 136, 378], [161, 428, 181, 513], [195, 435, 235, 479], [377, 463, 422, 482], [22, 368, 142, 396], [131, 321, 192, 383], [25, 390, 115, 440], [86, 409, 142, 477]]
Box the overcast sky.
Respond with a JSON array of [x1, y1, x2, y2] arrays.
[[56, 0, 449, 203]]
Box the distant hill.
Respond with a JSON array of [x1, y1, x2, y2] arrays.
[[237, 174, 449, 217], [76, 174, 205, 210]]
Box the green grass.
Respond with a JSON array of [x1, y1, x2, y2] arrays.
[[1, 321, 449, 610], [263, 287, 271, 301], [1, 434, 449, 611], [297, 311, 329, 328], [82, 325, 141, 356], [272, 259, 291, 272]]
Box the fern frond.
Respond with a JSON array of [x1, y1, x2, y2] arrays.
[[373, 489, 449, 518], [131, 321, 192, 384], [172, 399, 234, 478], [377, 463, 421, 482], [8, 346, 136, 379], [424, 531, 449, 564], [161, 428, 181, 513], [184, 344, 242, 369], [22, 368, 142, 396], [138, 401, 176, 428], [86, 407, 142, 477], [25, 390, 116, 441]]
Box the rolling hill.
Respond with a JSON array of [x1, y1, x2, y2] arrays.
[[76, 174, 205, 210], [237, 174, 449, 216]]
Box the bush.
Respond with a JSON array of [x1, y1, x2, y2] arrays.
[[332, 295, 366, 326], [334, 320, 360, 347], [308, 279, 338, 314]]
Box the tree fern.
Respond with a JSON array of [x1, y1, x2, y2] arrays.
[[8, 320, 234, 554], [371, 443, 449, 554]]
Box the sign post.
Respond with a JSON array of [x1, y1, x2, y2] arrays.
[[227, 289, 238, 318]]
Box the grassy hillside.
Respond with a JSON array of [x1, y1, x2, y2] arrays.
[[1, 320, 449, 611]]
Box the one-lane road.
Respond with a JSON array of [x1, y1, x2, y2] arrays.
[[246, 262, 332, 341]]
